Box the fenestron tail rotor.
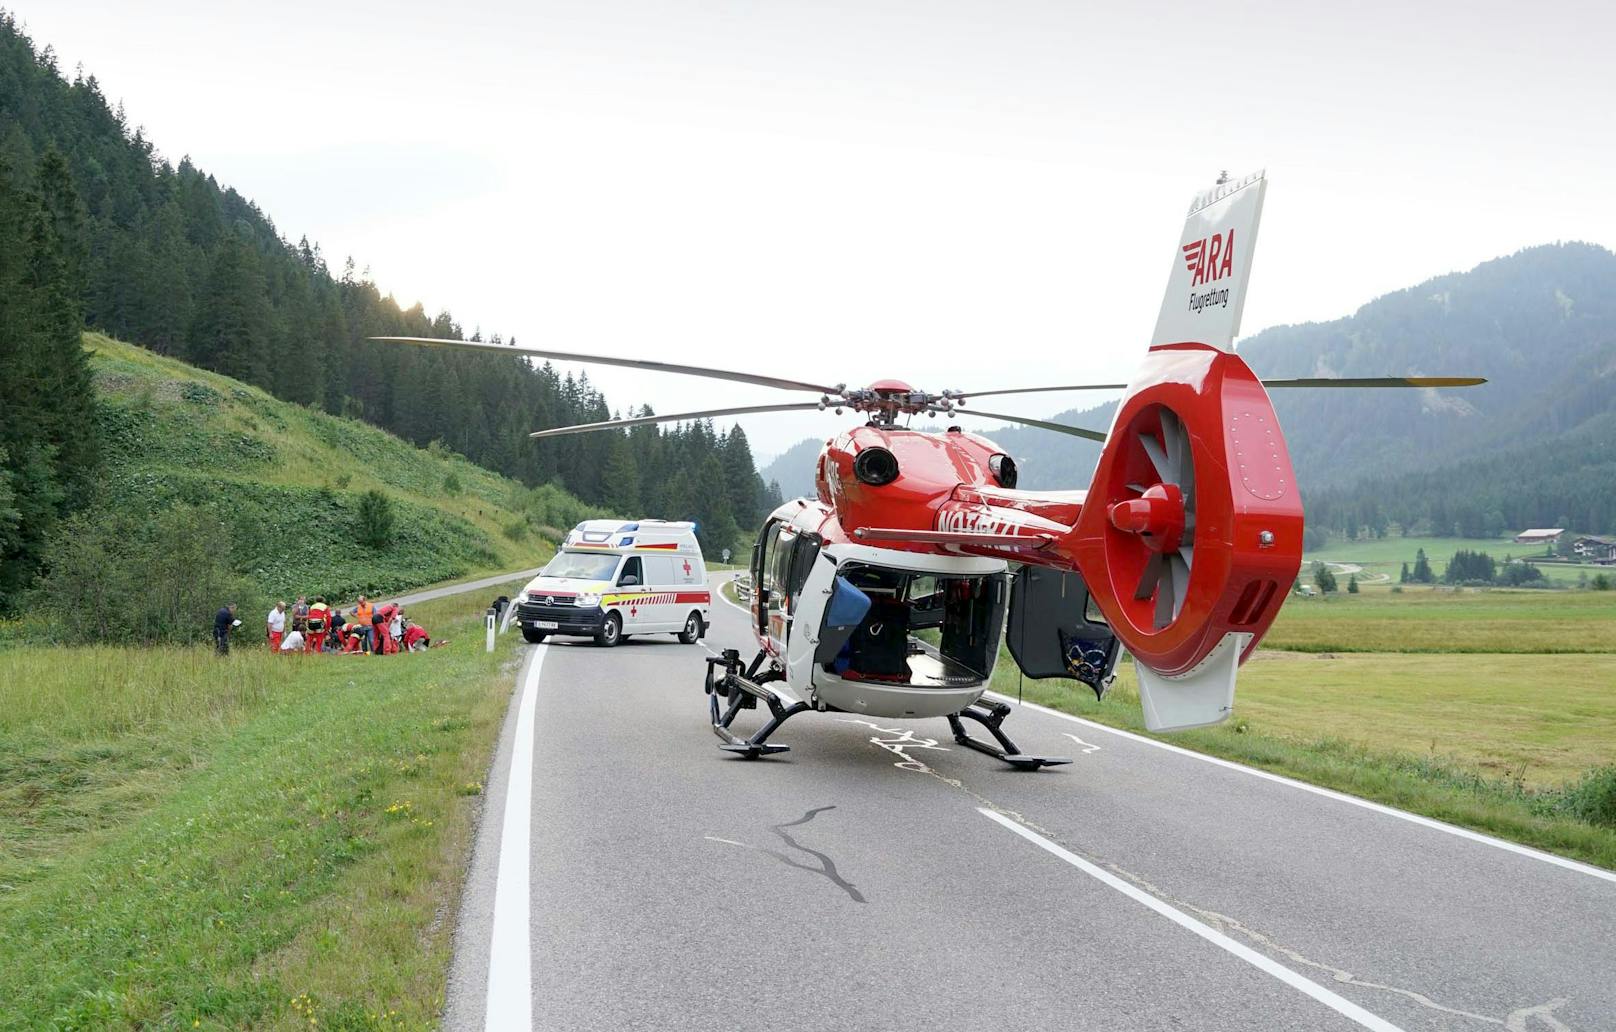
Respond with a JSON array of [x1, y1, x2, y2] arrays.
[[1117, 407, 1196, 629]]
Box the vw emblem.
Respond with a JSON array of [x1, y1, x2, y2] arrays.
[[544, 596, 555, 605]]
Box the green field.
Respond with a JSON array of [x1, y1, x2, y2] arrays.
[[0, 585, 525, 1030], [1302, 534, 1601, 585], [992, 577, 1616, 869], [1265, 587, 1616, 653]]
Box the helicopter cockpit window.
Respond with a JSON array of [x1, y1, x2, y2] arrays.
[[827, 564, 1006, 689], [760, 523, 796, 618]]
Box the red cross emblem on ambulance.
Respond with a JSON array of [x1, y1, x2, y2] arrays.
[[682, 560, 692, 576]]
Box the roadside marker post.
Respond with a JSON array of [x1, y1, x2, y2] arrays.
[[486, 607, 496, 652]]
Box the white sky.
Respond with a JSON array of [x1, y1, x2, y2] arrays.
[[21, 0, 1616, 459]]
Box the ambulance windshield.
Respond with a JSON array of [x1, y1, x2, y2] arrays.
[[541, 551, 621, 581]]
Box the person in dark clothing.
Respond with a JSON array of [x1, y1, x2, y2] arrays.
[[213, 602, 239, 655]]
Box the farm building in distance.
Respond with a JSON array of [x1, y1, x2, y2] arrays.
[[1513, 528, 1564, 544], [1572, 536, 1616, 563]]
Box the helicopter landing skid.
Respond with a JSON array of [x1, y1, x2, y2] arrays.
[[948, 699, 1071, 770], [705, 649, 809, 760]]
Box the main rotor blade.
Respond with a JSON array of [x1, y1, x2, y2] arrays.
[[955, 375, 1485, 401], [952, 408, 1107, 442], [1259, 376, 1487, 388], [528, 402, 824, 439], [956, 383, 1126, 401], [370, 336, 840, 395]]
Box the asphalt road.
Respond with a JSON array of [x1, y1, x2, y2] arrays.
[[444, 574, 1616, 1031]]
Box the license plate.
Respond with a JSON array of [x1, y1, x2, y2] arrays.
[[536, 621, 559, 630]]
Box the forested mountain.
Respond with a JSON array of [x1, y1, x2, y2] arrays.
[[759, 243, 1616, 535], [757, 437, 821, 502], [0, 15, 772, 603]]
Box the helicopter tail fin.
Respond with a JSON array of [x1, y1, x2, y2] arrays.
[[1150, 170, 1267, 353], [1063, 171, 1301, 731]]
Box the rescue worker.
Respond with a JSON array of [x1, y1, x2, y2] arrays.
[[372, 602, 397, 655], [306, 597, 331, 652], [267, 601, 287, 652], [213, 602, 239, 655], [352, 595, 375, 653]]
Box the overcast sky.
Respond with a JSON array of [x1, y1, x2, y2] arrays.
[[21, 0, 1616, 458]]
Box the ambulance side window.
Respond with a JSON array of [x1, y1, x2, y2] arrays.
[[643, 555, 675, 586], [618, 556, 643, 586]]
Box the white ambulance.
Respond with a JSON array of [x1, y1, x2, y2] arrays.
[[513, 520, 711, 647]]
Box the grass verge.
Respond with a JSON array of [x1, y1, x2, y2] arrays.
[[991, 654, 1616, 871], [0, 583, 526, 1030]]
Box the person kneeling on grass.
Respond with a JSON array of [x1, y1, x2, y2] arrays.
[[402, 620, 437, 651], [278, 628, 306, 653]]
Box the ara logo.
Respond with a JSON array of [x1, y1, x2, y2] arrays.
[[1182, 229, 1236, 287]]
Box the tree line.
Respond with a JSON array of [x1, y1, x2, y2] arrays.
[[0, 15, 778, 604]]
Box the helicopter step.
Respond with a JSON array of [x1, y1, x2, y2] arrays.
[[947, 699, 1071, 770], [705, 649, 810, 759]]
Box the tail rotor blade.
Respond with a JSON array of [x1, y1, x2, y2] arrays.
[[1135, 553, 1166, 601], [1155, 564, 1177, 628], [1159, 408, 1184, 483], [1168, 553, 1190, 622], [1172, 413, 1195, 513], [1140, 431, 1171, 483]]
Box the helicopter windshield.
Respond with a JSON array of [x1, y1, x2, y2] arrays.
[[828, 563, 1006, 688], [541, 551, 622, 581]]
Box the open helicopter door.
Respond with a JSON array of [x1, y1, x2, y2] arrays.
[[1006, 566, 1121, 700], [785, 555, 871, 692]]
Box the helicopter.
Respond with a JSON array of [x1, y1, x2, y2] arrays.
[[376, 170, 1484, 769]]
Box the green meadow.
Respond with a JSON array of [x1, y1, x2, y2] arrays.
[[0, 585, 526, 1031]]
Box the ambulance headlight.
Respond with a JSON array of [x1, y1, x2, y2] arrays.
[[577, 593, 601, 608]]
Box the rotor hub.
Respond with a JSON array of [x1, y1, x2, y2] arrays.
[[1108, 483, 1185, 554]]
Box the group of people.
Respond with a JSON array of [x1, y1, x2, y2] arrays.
[[262, 594, 435, 655]]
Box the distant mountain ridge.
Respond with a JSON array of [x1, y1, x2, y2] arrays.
[[755, 243, 1616, 534]]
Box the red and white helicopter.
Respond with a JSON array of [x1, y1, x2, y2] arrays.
[[379, 171, 1483, 769]]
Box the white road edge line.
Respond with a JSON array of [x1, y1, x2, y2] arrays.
[[986, 691, 1616, 886], [977, 808, 1407, 1032], [713, 572, 750, 617], [485, 644, 546, 1031]]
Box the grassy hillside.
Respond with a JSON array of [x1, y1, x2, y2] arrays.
[[86, 332, 603, 603]]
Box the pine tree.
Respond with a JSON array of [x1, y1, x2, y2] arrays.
[[1399, 561, 1410, 583], [1347, 574, 1359, 594], [1412, 548, 1434, 584], [600, 432, 641, 513]]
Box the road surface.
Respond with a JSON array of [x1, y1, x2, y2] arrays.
[[444, 574, 1615, 1031]]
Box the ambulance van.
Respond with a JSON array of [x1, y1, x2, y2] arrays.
[[513, 520, 711, 647]]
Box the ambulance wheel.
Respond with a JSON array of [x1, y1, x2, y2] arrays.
[[594, 612, 622, 648], [521, 627, 547, 644], [678, 612, 704, 644]]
